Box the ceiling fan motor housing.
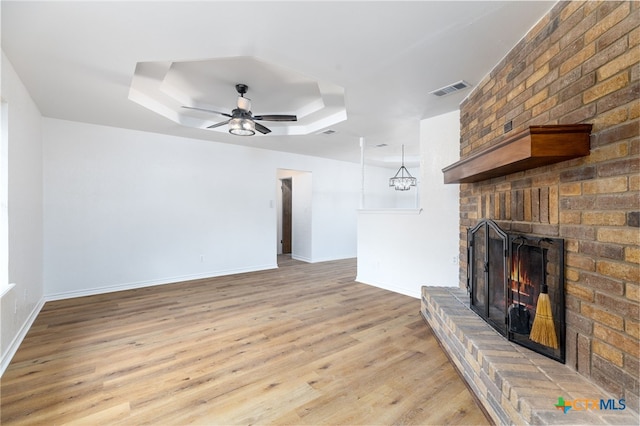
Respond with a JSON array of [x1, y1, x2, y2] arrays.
[[235, 84, 251, 111], [235, 83, 249, 96], [237, 96, 251, 111]]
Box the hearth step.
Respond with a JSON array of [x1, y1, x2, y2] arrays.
[[420, 286, 639, 425]]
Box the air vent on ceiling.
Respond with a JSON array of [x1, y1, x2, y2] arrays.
[[322, 129, 336, 135], [429, 80, 471, 97]]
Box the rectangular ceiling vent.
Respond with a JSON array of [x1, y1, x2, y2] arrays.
[[322, 129, 336, 135], [429, 80, 471, 97]]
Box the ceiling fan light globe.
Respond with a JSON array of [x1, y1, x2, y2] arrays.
[[229, 117, 255, 136]]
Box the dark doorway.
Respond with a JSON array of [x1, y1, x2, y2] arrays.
[[281, 178, 292, 254]]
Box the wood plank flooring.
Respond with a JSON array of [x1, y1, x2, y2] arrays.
[[1, 256, 490, 425]]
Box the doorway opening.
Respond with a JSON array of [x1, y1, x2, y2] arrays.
[[276, 169, 312, 264], [281, 178, 292, 255]]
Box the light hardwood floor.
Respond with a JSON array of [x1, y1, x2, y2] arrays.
[[1, 256, 490, 425]]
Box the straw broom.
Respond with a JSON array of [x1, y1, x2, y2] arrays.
[[529, 284, 558, 349]]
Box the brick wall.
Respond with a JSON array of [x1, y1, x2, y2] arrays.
[[458, 1, 639, 410]]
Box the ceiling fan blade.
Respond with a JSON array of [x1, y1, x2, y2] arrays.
[[253, 114, 297, 122], [182, 106, 232, 118], [207, 120, 230, 129], [254, 122, 272, 134]]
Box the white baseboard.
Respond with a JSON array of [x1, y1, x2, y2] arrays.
[[291, 254, 312, 263], [45, 264, 279, 301], [1, 297, 46, 376], [290, 254, 356, 264], [355, 275, 421, 299]]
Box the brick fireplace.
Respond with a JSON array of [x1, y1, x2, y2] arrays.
[[423, 1, 638, 423]]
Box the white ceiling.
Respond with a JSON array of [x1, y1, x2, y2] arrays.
[[1, 1, 555, 167]]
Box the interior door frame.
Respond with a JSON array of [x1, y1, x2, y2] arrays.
[[276, 169, 312, 262], [280, 178, 292, 254]]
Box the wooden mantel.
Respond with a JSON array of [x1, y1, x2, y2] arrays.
[[442, 124, 593, 184]]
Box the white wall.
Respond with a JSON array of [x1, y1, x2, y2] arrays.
[[1, 53, 45, 373], [419, 110, 461, 280], [311, 166, 361, 262], [356, 110, 460, 297], [43, 119, 366, 299], [291, 171, 313, 261], [362, 163, 420, 209]]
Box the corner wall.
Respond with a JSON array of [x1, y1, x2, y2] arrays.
[[458, 1, 639, 410], [42, 118, 364, 299], [356, 111, 460, 297], [1, 52, 45, 374]]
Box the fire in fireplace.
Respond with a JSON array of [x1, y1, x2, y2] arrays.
[[467, 219, 565, 362]]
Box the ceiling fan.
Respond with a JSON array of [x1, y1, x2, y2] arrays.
[[182, 84, 297, 136]]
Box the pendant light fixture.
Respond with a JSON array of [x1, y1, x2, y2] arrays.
[[389, 144, 417, 191], [228, 116, 256, 136]]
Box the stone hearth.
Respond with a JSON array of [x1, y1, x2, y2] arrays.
[[421, 286, 639, 425]]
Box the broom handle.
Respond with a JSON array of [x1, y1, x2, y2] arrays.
[[539, 239, 550, 295], [515, 238, 525, 306]]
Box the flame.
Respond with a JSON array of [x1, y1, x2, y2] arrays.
[[509, 255, 538, 316], [510, 256, 531, 294]]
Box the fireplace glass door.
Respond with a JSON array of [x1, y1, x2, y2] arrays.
[[508, 236, 565, 362], [468, 220, 508, 335]]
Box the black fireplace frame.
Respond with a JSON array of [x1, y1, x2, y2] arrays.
[[467, 219, 566, 363]]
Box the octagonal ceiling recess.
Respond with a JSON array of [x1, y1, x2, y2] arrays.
[[129, 56, 347, 136]]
